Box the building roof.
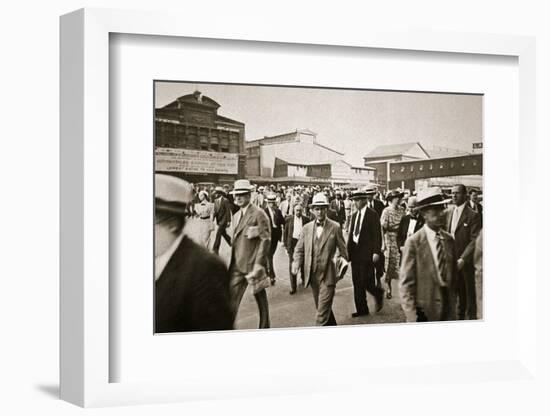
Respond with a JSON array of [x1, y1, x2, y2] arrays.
[[365, 142, 430, 159], [162, 91, 221, 110]]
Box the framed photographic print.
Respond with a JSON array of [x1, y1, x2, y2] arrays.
[[60, 7, 537, 408]]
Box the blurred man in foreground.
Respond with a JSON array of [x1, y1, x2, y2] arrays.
[[155, 174, 233, 333]]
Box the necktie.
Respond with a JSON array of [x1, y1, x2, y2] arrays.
[[435, 232, 447, 285], [354, 211, 361, 238]]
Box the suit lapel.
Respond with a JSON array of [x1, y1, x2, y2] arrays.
[[318, 220, 332, 250], [418, 229, 440, 286], [234, 205, 253, 238]]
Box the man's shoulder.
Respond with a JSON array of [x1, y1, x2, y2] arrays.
[[175, 237, 227, 275]]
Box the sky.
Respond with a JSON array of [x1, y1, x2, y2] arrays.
[[155, 82, 482, 166]]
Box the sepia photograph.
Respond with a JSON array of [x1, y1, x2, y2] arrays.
[[153, 81, 483, 333]]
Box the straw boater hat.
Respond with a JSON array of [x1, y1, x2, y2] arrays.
[[231, 179, 254, 195], [309, 192, 330, 208], [350, 184, 377, 200], [155, 174, 193, 215], [385, 189, 405, 201], [266, 193, 277, 203], [415, 187, 451, 211]]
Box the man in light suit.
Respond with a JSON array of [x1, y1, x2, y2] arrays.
[[229, 179, 272, 329], [399, 187, 458, 322], [347, 187, 384, 317], [292, 193, 349, 326], [155, 174, 233, 333], [447, 184, 481, 320]]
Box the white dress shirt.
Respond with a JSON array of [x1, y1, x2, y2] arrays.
[[292, 215, 303, 240], [352, 205, 368, 244], [315, 221, 325, 239], [423, 225, 447, 287], [155, 231, 185, 281], [450, 203, 466, 236], [235, 203, 250, 227], [407, 217, 418, 239]]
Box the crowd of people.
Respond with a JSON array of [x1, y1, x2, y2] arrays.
[[154, 173, 483, 332]]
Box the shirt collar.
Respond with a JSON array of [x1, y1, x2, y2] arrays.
[[423, 224, 440, 240]]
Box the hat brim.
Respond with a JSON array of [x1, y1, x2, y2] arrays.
[[155, 199, 188, 215], [231, 189, 252, 195], [309, 203, 329, 208], [417, 198, 451, 210]]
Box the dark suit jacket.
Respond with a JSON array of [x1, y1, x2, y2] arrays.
[[327, 208, 338, 222], [230, 204, 271, 275], [214, 196, 232, 227], [446, 204, 481, 268], [397, 214, 425, 250], [155, 236, 233, 333], [283, 214, 311, 248], [468, 201, 483, 227], [347, 207, 382, 264], [371, 199, 386, 218], [399, 228, 458, 322], [330, 199, 346, 224], [264, 207, 285, 242]]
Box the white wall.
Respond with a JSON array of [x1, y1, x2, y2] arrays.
[[2, 1, 549, 415]]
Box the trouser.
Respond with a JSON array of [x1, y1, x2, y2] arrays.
[[457, 267, 477, 320], [288, 238, 304, 291], [267, 235, 278, 278], [309, 271, 337, 326], [351, 261, 382, 314], [212, 225, 231, 254], [229, 271, 270, 329], [344, 212, 351, 232]]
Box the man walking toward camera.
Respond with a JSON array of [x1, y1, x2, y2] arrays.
[[283, 203, 311, 294], [447, 184, 481, 320], [229, 179, 271, 329], [154, 174, 233, 333], [399, 187, 458, 322], [292, 193, 348, 326]]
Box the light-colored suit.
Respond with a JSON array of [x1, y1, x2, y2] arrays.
[[292, 218, 348, 325], [229, 203, 271, 328], [399, 227, 458, 322]]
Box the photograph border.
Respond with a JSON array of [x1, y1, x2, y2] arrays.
[[60, 7, 536, 407]]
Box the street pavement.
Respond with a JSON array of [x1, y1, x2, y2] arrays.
[[186, 218, 406, 330]]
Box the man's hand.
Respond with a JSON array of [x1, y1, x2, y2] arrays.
[[291, 262, 299, 276], [457, 258, 465, 271], [372, 253, 380, 263]]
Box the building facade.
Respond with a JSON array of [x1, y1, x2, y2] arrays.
[[155, 90, 246, 184]]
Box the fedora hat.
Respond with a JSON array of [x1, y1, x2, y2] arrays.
[[309, 192, 330, 207], [155, 174, 193, 214], [231, 179, 254, 195], [213, 186, 226, 195], [350, 184, 377, 200], [416, 187, 451, 211]]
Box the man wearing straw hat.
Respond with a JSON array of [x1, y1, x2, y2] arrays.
[[399, 187, 458, 322], [154, 174, 233, 333], [292, 192, 348, 326], [347, 187, 385, 317], [229, 179, 272, 329]]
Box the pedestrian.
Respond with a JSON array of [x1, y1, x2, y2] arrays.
[[468, 188, 483, 227], [279, 192, 294, 218], [399, 187, 458, 322], [292, 193, 349, 326], [283, 203, 311, 294], [155, 174, 233, 333], [347, 187, 384, 317], [446, 184, 481, 320], [380, 189, 406, 299], [343, 193, 352, 232], [264, 193, 285, 285], [212, 186, 233, 254], [396, 196, 424, 255], [474, 230, 483, 319], [229, 179, 271, 329], [193, 190, 215, 247], [330, 192, 346, 227]]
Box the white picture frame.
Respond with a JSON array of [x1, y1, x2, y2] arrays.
[[60, 8, 537, 407]]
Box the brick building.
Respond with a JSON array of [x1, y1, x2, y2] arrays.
[[155, 90, 246, 184]]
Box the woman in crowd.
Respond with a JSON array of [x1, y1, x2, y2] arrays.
[[380, 189, 405, 299], [194, 190, 214, 248]]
